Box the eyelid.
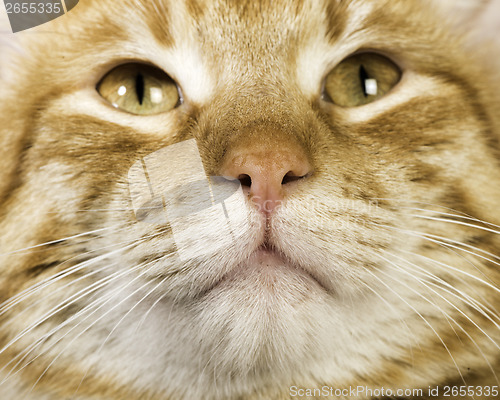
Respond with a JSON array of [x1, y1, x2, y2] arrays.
[[93, 60, 166, 87], [349, 48, 403, 66]]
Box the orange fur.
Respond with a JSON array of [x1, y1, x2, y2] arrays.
[[0, 0, 499, 399]]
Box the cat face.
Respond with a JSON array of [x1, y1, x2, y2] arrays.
[[0, 0, 499, 399]]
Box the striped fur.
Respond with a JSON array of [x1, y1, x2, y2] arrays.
[[0, 0, 500, 399]]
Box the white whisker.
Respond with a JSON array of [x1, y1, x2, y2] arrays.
[[73, 274, 170, 396], [1, 258, 154, 385], [0, 226, 170, 316], [420, 232, 500, 261], [357, 279, 418, 358], [0, 226, 134, 315], [386, 250, 500, 325], [0, 261, 127, 381], [399, 205, 500, 231], [28, 258, 162, 394], [0, 239, 151, 356], [133, 291, 169, 334], [0, 224, 126, 257], [379, 252, 499, 384], [411, 215, 500, 236], [378, 224, 498, 286], [364, 268, 466, 384]]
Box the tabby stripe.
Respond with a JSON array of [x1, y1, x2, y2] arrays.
[[23, 262, 62, 278]]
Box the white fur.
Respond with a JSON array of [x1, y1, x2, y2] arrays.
[[51, 90, 181, 137]]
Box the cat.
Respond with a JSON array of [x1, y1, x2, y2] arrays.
[[0, 0, 500, 399]]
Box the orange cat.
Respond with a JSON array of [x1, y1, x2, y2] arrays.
[[0, 0, 499, 399]]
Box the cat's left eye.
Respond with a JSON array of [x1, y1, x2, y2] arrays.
[[323, 52, 401, 107], [97, 63, 181, 115]]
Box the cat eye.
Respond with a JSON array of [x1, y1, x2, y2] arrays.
[[97, 63, 181, 115], [323, 53, 401, 107]]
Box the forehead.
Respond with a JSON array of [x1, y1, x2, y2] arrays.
[[47, 0, 436, 63], [82, 0, 364, 83], [81, 0, 357, 47]]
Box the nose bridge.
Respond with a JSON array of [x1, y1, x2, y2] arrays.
[[222, 86, 309, 146], [228, 140, 310, 177]]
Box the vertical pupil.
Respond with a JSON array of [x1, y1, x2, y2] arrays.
[[136, 73, 145, 105], [359, 65, 369, 97]]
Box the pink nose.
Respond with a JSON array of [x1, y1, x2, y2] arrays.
[[220, 144, 312, 214]]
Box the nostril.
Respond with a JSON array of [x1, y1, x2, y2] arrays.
[[238, 174, 252, 188], [281, 171, 310, 185], [220, 146, 312, 214]]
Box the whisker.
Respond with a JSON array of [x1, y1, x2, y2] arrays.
[[43, 207, 149, 213], [27, 259, 162, 394], [378, 224, 499, 287], [393, 205, 500, 231], [379, 252, 499, 384], [0, 236, 149, 358], [1, 262, 116, 331], [0, 233, 146, 320], [419, 232, 500, 262], [0, 224, 127, 257], [0, 266, 123, 384], [1, 258, 153, 385], [73, 274, 171, 396], [0, 225, 133, 260], [133, 291, 169, 334], [382, 252, 500, 338], [410, 215, 500, 236], [0, 226, 134, 315], [385, 250, 500, 325], [402, 247, 500, 293], [372, 198, 473, 219], [1, 225, 173, 385], [0, 226, 169, 316], [357, 279, 419, 358], [364, 268, 466, 385], [0, 261, 127, 379]]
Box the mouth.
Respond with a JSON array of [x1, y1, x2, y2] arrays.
[[202, 241, 330, 296]]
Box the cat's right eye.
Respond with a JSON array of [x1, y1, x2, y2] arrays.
[[323, 52, 401, 107], [97, 63, 180, 115]]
